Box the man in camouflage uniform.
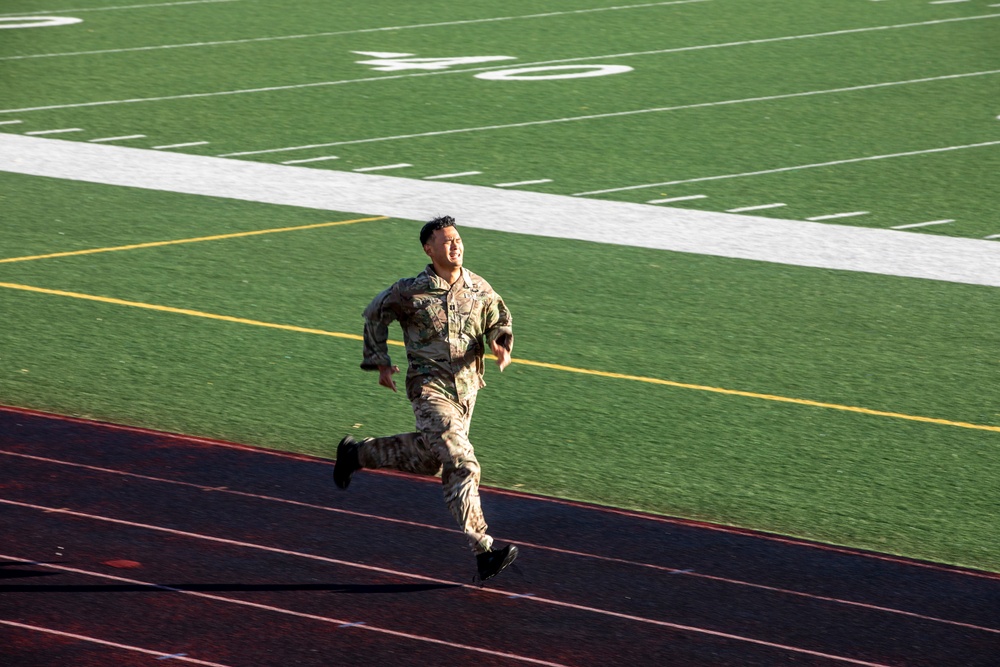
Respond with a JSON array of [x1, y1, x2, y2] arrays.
[[334, 216, 519, 582]]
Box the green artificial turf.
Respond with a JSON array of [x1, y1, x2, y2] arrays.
[[2, 172, 998, 571]]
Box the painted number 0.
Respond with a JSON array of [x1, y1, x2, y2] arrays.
[[475, 65, 633, 80], [0, 16, 83, 29]]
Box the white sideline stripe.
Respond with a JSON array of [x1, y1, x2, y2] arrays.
[[0, 504, 897, 666], [24, 128, 82, 135], [3, 448, 997, 635], [648, 194, 706, 203], [0, 0, 237, 17], [985, 233, 1000, 239], [807, 211, 869, 221], [219, 69, 1000, 157], [0, 1, 708, 60], [0, 621, 232, 666], [424, 171, 482, 180], [727, 203, 786, 212], [2, 134, 999, 287], [495, 178, 552, 187], [353, 163, 411, 172], [2, 14, 996, 110], [0, 119, 22, 125], [0, 553, 569, 667], [574, 138, 1000, 195], [930, 0, 970, 4], [891, 219, 955, 229], [280, 155, 339, 164], [88, 134, 147, 143]]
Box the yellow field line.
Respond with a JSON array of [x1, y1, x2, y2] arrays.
[[0, 215, 388, 264], [1, 280, 997, 435]]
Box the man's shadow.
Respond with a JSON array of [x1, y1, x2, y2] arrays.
[[0, 561, 459, 594]]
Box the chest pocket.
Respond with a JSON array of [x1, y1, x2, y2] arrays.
[[410, 296, 448, 337]]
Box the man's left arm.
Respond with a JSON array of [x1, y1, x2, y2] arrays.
[[484, 293, 513, 372]]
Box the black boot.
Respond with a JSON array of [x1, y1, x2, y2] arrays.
[[476, 544, 519, 582], [333, 436, 361, 489]]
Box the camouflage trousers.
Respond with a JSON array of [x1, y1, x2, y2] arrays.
[[357, 387, 493, 554]]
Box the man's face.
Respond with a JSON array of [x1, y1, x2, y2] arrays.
[[424, 226, 463, 270]]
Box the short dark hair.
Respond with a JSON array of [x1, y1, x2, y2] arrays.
[[420, 215, 456, 245]]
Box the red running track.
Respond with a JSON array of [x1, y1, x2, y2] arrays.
[[1, 405, 997, 666]]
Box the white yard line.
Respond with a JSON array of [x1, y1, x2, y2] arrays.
[[88, 134, 147, 143], [0, 119, 22, 125], [24, 128, 83, 135], [574, 138, 1000, 195], [727, 203, 786, 212], [353, 163, 412, 172], [2, 134, 998, 287], [280, 155, 339, 164], [0, 0, 238, 17], [648, 194, 706, 203], [807, 211, 869, 221], [153, 141, 209, 149], [891, 219, 954, 230], [219, 69, 1000, 158], [2, 14, 996, 111], [424, 170, 483, 180], [495, 178, 553, 187], [0, 1, 708, 60]]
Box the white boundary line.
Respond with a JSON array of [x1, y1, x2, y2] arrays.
[[574, 138, 1000, 195], [891, 219, 954, 230], [0, 502, 898, 666], [2, 134, 999, 287], [0, 554, 570, 667], [220, 70, 1000, 157], [2, 14, 996, 111], [3, 448, 996, 635], [0, 0, 238, 17], [0, 1, 708, 60], [0, 620, 232, 666]]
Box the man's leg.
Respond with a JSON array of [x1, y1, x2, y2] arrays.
[[356, 431, 442, 476], [414, 391, 493, 554]]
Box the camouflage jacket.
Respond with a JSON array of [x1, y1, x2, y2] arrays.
[[361, 265, 513, 402]]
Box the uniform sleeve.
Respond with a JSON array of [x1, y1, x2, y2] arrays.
[[483, 292, 514, 352], [361, 285, 400, 370]]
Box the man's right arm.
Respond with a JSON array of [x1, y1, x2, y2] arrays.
[[360, 286, 399, 371]]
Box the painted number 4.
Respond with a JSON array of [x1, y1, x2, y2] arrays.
[[353, 52, 632, 80]]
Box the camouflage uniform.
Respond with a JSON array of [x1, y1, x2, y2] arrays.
[[358, 265, 513, 554]]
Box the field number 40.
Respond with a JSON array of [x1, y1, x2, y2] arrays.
[[353, 52, 632, 80]]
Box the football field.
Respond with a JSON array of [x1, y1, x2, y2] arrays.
[[2, 0, 999, 573]]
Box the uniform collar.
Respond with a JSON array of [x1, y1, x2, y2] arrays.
[[422, 265, 472, 290]]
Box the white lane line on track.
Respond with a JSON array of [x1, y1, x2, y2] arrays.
[[218, 69, 1000, 157], [0, 1, 708, 60], [648, 194, 706, 203], [2, 449, 997, 635], [2, 13, 996, 111], [0, 0, 238, 17], [807, 211, 870, 221], [0, 504, 900, 666], [0, 621, 233, 667], [4, 134, 1000, 288], [574, 138, 1000, 195], [891, 219, 954, 230], [727, 203, 786, 212], [0, 553, 570, 667]]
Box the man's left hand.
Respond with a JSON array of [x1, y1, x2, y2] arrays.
[[490, 339, 511, 372]]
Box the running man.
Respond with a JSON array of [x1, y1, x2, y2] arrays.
[[334, 215, 519, 581]]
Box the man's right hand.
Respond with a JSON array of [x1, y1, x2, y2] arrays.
[[378, 365, 400, 392]]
